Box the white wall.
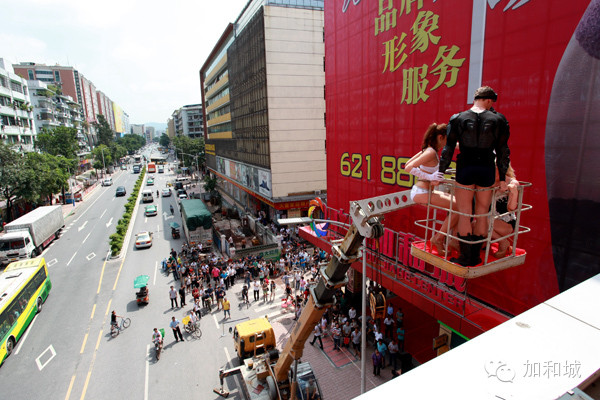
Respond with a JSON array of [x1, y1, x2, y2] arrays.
[[264, 6, 326, 198]]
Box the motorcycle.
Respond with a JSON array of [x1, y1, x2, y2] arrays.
[[154, 339, 163, 360], [170, 222, 181, 239], [134, 275, 150, 305]]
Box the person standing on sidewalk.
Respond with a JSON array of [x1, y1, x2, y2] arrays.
[[332, 323, 342, 351], [170, 316, 184, 342], [388, 339, 399, 371], [372, 349, 384, 376], [169, 286, 178, 309], [376, 339, 388, 369], [351, 327, 361, 357], [253, 279, 261, 301], [310, 324, 323, 349], [269, 280, 276, 302], [223, 297, 231, 319], [179, 285, 186, 307]]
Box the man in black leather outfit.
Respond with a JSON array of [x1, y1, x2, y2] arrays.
[[439, 86, 511, 266]]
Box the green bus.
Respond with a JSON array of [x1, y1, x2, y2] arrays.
[[0, 257, 51, 364]]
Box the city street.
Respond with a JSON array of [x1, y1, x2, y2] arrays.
[[0, 155, 391, 400]]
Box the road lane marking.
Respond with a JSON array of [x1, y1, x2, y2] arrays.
[[65, 375, 76, 400], [213, 314, 220, 330], [35, 345, 56, 371], [82, 232, 91, 244], [145, 345, 150, 400], [85, 253, 96, 261], [15, 314, 37, 355], [90, 304, 97, 320], [112, 253, 127, 291], [96, 250, 111, 294], [78, 221, 88, 232], [105, 217, 113, 228], [153, 261, 157, 286], [100, 209, 107, 219], [94, 329, 102, 350], [105, 299, 112, 317], [224, 346, 232, 362], [67, 252, 77, 266], [47, 258, 58, 267], [80, 332, 89, 354]]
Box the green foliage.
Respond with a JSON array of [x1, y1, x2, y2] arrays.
[[109, 167, 146, 256], [92, 145, 114, 175], [116, 134, 145, 155], [172, 136, 204, 169], [93, 115, 114, 147], [203, 174, 218, 193], [0, 143, 26, 221], [159, 133, 170, 148], [35, 126, 79, 158]]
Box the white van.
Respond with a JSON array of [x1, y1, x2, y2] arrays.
[[142, 189, 154, 203], [175, 177, 190, 186], [102, 177, 113, 186]]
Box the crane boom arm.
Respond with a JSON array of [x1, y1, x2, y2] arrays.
[[273, 190, 413, 382]]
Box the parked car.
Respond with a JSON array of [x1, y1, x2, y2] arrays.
[[162, 188, 171, 197], [102, 177, 113, 186], [115, 186, 126, 197], [135, 231, 153, 249], [144, 205, 157, 217]]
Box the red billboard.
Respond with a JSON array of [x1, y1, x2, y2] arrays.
[[325, 0, 599, 316]]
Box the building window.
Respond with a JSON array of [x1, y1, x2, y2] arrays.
[[54, 71, 61, 82], [28, 70, 34, 80]]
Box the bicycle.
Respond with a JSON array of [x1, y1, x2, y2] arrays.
[[183, 316, 202, 339], [110, 316, 131, 337]]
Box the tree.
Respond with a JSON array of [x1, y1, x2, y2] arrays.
[[20, 153, 71, 205], [92, 145, 112, 177], [93, 115, 114, 147], [35, 126, 79, 158], [116, 133, 145, 154], [159, 133, 170, 148], [0, 144, 26, 222], [110, 143, 127, 165], [172, 135, 205, 169]]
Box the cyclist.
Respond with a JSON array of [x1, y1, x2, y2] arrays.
[[152, 327, 163, 347], [170, 204, 174, 215], [110, 310, 122, 335], [156, 189, 159, 198]]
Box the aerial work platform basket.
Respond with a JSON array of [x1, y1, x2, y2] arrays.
[[410, 176, 532, 279]]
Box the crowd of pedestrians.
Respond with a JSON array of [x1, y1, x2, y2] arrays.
[[160, 231, 408, 381]]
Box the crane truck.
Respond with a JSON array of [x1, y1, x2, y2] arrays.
[[215, 181, 530, 399]]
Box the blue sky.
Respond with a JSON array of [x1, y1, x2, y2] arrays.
[[0, 0, 250, 124]]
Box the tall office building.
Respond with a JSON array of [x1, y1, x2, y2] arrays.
[[200, 0, 325, 220]]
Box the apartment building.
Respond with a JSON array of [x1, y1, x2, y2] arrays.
[[0, 59, 35, 151], [28, 80, 89, 150], [171, 104, 204, 138]]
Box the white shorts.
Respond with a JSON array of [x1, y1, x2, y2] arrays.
[[410, 185, 429, 201]]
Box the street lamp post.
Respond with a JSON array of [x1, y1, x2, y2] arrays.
[[100, 147, 106, 178]]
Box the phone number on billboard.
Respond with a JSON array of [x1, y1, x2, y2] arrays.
[[340, 152, 416, 188]]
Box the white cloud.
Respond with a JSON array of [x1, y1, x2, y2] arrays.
[[1, 0, 250, 123]]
